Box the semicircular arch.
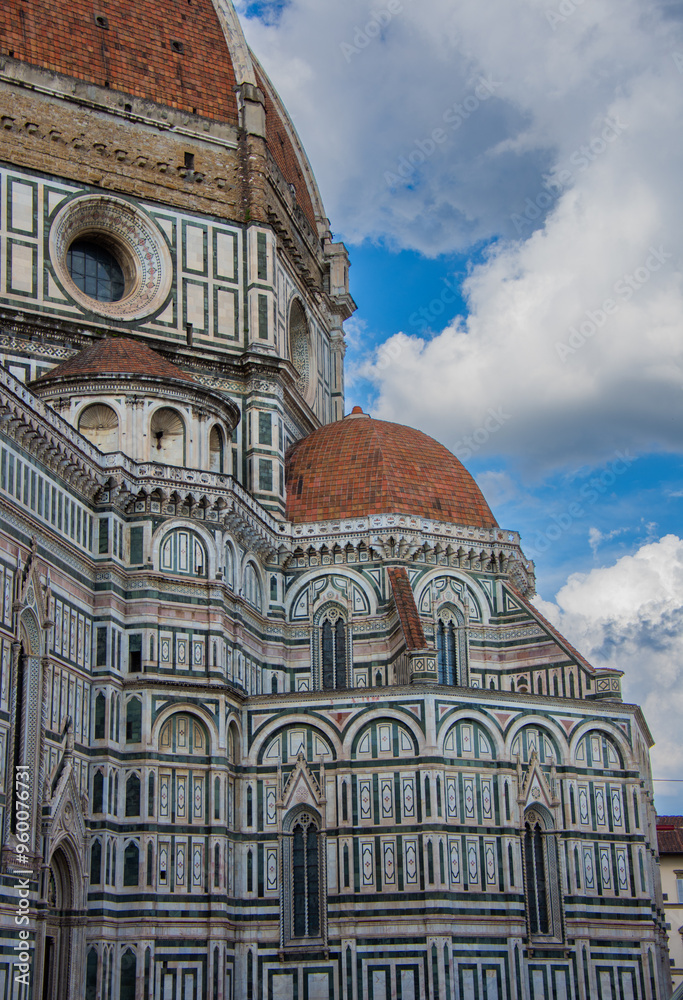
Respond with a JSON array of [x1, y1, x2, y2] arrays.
[[569, 722, 633, 770], [151, 705, 218, 754], [414, 570, 491, 625], [505, 716, 569, 766], [250, 715, 342, 766], [440, 712, 503, 760]]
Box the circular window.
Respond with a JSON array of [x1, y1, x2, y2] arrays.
[[67, 240, 125, 302], [49, 194, 173, 321]]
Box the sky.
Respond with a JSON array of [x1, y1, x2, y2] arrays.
[[235, 0, 683, 815]]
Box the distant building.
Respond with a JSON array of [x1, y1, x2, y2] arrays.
[[658, 816, 683, 995], [0, 1, 671, 998]]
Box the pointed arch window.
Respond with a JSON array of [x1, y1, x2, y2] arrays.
[[523, 808, 562, 941], [435, 607, 466, 686], [318, 608, 347, 691], [282, 807, 325, 947], [123, 842, 139, 887], [293, 815, 320, 937]]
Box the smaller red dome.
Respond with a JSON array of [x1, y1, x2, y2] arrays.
[[285, 414, 497, 527], [31, 337, 194, 386]]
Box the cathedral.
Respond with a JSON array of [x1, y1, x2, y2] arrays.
[[0, 1, 671, 998]]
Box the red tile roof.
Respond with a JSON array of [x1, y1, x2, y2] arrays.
[[32, 337, 194, 385], [388, 567, 427, 650], [657, 816, 683, 853], [256, 66, 318, 233], [285, 411, 498, 527], [0, 0, 239, 123]]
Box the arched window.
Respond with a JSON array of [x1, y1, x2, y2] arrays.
[[123, 842, 139, 887], [93, 770, 104, 813], [120, 948, 137, 1000], [90, 840, 102, 883], [150, 407, 185, 465], [224, 543, 234, 589], [78, 403, 119, 452], [291, 813, 321, 939], [160, 529, 207, 578], [318, 609, 347, 691], [243, 563, 262, 611], [523, 808, 562, 940], [437, 620, 456, 685], [86, 947, 98, 1000], [209, 425, 224, 473], [435, 608, 466, 685], [94, 691, 106, 740], [125, 773, 140, 817]]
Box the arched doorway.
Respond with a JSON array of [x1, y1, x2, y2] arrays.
[[41, 844, 84, 1000]]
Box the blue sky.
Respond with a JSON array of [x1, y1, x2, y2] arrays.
[[237, 0, 683, 814]]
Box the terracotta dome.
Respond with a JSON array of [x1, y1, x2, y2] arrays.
[[285, 410, 498, 527], [0, 0, 324, 231], [31, 337, 194, 386]]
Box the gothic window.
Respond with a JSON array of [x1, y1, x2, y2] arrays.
[[90, 840, 102, 883], [160, 529, 207, 578], [287, 811, 322, 941], [318, 608, 347, 691], [94, 692, 106, 740], [435, 607, 466, 686], [243, 563, 262, 611], [123, 842, 139, 887], [437, 620, 457, 685], [85, 947, 98, 1000], [125, 773, 140, 816], [93, 770, 104, 813], [523, 808, 562, 941], [120, 948, 137, 1000]]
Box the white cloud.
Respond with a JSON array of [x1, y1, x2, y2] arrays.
[[534, 535, 683, 805], [239, 0, 683, 473]]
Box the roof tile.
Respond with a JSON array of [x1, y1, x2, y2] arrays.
[[285, 413, 498, 527], [32, 337, 194, 385]]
